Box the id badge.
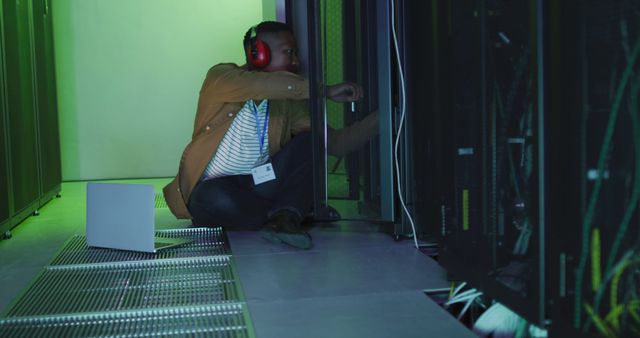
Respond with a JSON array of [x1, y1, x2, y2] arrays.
[[251, 163, 276, 185]]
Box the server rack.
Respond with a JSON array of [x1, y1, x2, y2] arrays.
[[3, 0, 41, 227], [32, 0, 61, 206], [0, 0, 61, 238], [393, 0, 453, 240], [439, 0, 547, 326], [547, 1, 640, 337], [0, 0, 10, 230]]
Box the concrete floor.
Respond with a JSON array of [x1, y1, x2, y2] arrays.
[[0, 179, 477, 338]]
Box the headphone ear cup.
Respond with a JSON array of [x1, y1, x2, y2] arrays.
[[249, 38, 271, 68]]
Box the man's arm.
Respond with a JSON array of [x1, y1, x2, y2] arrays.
[[203, 63, 369, 104], [327, 110, 379, 156], [326, 82, 364, 102], [201, 63, 309, 103], [288, 81, 378, 156]]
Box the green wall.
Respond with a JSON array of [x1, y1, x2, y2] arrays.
[[52, 0, 266, 180], [262, 0, 276, 21]]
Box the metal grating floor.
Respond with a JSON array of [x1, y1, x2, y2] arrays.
[[154, 193, 168, 208], [0, 227, 255, 337], [6, 257, 241, 317], [0, 304, 252, 338], [49, 228, 230, 265]]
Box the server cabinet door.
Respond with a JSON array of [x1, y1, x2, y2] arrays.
[[0, 101, 8, 229], [441, 0, 547, 326], [32, 0, 61, 199], [0, 0, 11, 228], [3, 0, 40, 214], [306, 0, 393, 222], [548, 1, 640, 335]]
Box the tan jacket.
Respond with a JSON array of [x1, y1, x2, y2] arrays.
[[164, 63, 379, 219]]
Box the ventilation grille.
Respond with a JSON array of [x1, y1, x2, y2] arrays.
[[0, 304, 253, 337], [49, 228, 230, 266], [154, 193, 168, 208], [0, 227, 255, 337], [6, 257, 241, 317]]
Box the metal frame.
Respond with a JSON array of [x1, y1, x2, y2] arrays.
[[375, 0, 395, 221], [304, 0, 395, 222]]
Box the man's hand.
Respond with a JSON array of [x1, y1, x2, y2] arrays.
[[326, 82, 363, 102]]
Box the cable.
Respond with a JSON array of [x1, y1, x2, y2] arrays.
[[574, 30, 640, 328], [451, 282, 468, 299], [389, 0, 419, 249], [587, 250, 636, 332], [447, 290, 482, 306], [603, 64, 640, 285], [458, 292, 483, 320]]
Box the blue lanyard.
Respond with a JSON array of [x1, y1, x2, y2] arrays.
[[251, 100, 269, 155]]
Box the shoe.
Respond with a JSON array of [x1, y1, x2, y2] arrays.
[[268, 209, 301, 232], [260, 225, 312, 250], [260, 210, 312, 249]]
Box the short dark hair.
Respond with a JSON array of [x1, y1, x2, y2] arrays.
[[243, 21, 293, 47]]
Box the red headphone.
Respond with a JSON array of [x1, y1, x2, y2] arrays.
[[247, 25, 271, 68]]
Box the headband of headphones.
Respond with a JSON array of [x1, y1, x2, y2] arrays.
[[247, 25, 271, 68]]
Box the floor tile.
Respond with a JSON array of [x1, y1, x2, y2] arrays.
[[0, 179, 476, 337]]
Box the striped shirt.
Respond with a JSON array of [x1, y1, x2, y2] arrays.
[[202, 99, 270, 180]]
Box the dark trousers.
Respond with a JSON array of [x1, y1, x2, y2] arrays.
[[188, 132, 313, 229]]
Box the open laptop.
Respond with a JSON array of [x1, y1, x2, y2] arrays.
[[86, 182, 191, 253]]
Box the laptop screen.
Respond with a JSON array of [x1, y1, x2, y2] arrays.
[[86, 182, 156, 252]]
